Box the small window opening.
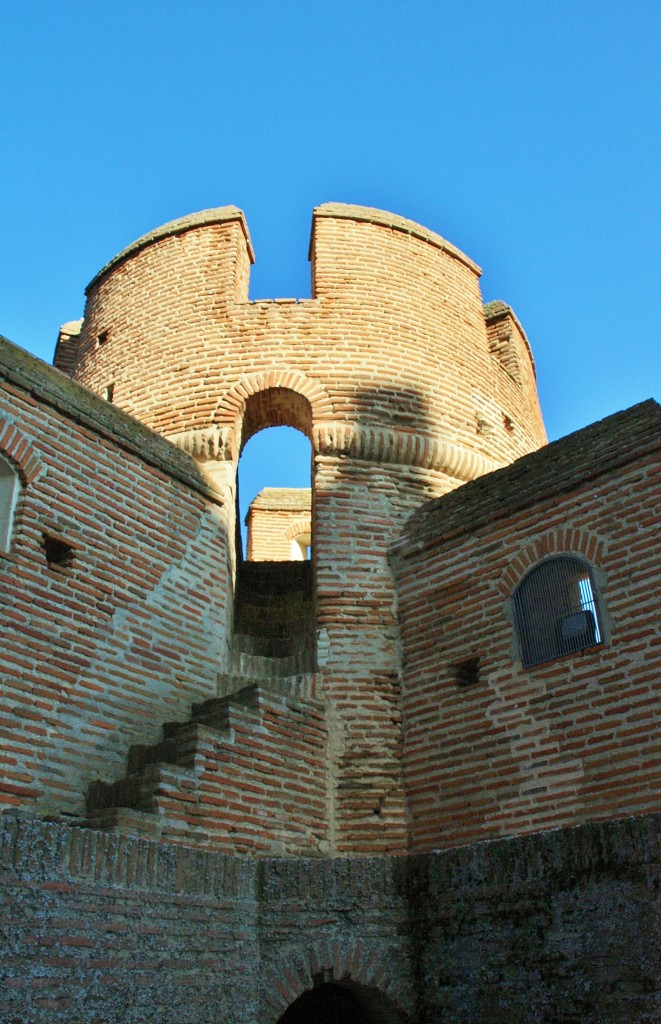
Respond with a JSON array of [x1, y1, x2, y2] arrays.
[[455, 656, 480, 687], [104, 383, 115, 403], [513, 556, 604, 668], [43, 534, 75, 568], [97, 330, 109, 347], [0, 453, 20, 554], [503, 414, 514, 433]]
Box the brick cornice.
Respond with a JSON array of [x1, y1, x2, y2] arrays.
[[170, 420, 501, 481], [313, 423, 501, 480]]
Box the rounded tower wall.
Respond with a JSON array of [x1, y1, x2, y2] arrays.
[[69, 204, 546, 479], [53, 204, 550, 856]]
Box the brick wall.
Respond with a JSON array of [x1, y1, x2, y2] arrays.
[[59, 205, 546, 467], [51, 203, 547, 853], [246, 488, 311, 561], [87, 687, 330, 857], [1, 813, 658, 1023], [0, 337, 232, 820], [392, 402, 661, 851]]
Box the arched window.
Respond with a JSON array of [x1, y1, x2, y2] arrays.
[[513, 555, 603, 668], [0, 452, 20, 554]]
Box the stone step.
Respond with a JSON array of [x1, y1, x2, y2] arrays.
[[236, 560, 312, 594], [214, 672, 316, 700], [87, 762, 197, 814], [231, 632, 313, 658], [191, 683, 262, 718], [127, 720, 223, 774], [234, 613, 313, 636], [228, 649, 314, 678]]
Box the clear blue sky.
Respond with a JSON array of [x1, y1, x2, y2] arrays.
[[1, 2, 659, 516]]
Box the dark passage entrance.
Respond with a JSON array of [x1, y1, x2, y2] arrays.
[[276, 980, 405, 1024], [277, 983, 362, 1024]]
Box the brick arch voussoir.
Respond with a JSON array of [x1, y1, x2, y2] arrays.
[[284, 516, 312, 543], [213, 370, 334, 434], [0, 421, 42, 484], [499, 528, 607, 595], [260, 939, 412, 1024]]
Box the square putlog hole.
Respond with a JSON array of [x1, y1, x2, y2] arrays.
[[43, 534, 75, 568], [454, 656, 480, 688]]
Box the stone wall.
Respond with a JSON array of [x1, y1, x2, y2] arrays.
[[408, 812, 661, 1024], [1, 812, 658, 1023]]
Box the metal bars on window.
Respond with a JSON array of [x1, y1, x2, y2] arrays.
[[513, 556, 603, 668]]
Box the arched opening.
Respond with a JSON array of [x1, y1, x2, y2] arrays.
[[275, 980, 406, 1024], [237, 388, 313, 563], [513, 555, 604, 667], [231, 388, 316, 679]]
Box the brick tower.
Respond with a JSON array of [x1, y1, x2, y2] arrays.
[[55, 203, 547, 856]]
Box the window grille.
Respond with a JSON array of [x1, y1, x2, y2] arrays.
[[513, 556, 603, 668]]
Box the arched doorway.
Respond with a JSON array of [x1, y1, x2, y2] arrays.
[[236, 387, 313, 563], [275, 980, 406, 1024], [239, 426, 312, 561], [230, 387, 316, 682]]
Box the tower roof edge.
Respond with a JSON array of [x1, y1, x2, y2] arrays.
[[86, 206, 254, 294], [310, 203, 481, 275]]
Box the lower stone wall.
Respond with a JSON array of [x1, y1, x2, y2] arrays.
[[0, 818, 260, 1024], [408, 813, 661, 1024], [1, 813, 658, 1023]]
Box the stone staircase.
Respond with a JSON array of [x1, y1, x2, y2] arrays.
[[82, 561, 326, 854], [218, 559, 316, 697]]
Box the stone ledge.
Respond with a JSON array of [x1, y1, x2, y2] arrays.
[[0, 812, 257, 896], [4, 810, 657, 897]]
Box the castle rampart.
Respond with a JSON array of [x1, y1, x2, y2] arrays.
[[1, 200, 660, 1021], [51, 205, 549, 852], [57, 203, 546, 471]]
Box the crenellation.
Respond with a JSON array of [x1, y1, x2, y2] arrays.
[[2, 203, 659, 1022]]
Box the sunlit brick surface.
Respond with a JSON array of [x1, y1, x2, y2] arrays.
[[392, 401, 661, 851], [53, 204, 547, 854]]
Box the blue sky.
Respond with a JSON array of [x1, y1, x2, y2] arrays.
[[1, 1, 659, 519]]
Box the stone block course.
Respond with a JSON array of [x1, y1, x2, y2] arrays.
[[1, 813, 658, 1022]]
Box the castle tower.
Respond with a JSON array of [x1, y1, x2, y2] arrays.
[[55, 204, 547, 855]]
